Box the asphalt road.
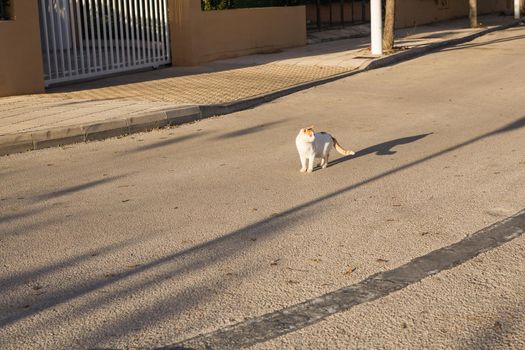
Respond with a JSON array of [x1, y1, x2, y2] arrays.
[[1, 26, 525, 349]]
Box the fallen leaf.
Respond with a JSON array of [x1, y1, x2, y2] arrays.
[[286, 280, 300, 284], [421, 231, 430, 236], [31, 284, 43, 291], [270, 259, 280, 266], [121, 199, 130, 203], [376, 258, 389, 263], [344, 266, 357, 275]]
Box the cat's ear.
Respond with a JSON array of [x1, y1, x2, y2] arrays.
[[306, 125, 314, 131]]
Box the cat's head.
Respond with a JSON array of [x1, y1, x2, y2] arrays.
[[298, 126, 315, 142]]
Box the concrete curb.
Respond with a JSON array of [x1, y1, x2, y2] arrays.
[[0, 19, 521, 157]]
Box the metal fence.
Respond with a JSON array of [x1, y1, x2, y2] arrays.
[[38, 0, 171, 86], [308, 0, 369, 31]]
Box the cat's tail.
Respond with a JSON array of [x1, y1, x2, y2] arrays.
[[332, 137, 355, 156]]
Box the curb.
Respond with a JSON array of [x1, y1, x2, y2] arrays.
[[0, 19, 521, 157]]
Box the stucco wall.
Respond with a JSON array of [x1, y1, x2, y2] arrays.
[[0, 1, 45, 97], [395, 0, 517, 28], [168, 1, 306, 66]]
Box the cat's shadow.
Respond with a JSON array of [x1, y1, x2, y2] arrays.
[[329, 133, 433, 167]]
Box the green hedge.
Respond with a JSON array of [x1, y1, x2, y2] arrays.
[[0, 0, 10, 20], [202, 0, 303, 11], [201, 0, 364, 11]]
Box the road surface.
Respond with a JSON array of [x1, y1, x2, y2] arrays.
[[1, 26, 525, 349]]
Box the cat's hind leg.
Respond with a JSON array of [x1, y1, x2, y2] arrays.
[[321, 150, 330, 169]]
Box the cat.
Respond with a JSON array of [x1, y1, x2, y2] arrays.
[[295, 126, 355, 173]]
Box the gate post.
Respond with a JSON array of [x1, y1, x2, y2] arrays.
[[167, 0, 200, 66], [370, 0, 382, 55], [0, 0, 45, 97]]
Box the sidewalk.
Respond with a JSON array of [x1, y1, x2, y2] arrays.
[[0, 15, 521, 155]]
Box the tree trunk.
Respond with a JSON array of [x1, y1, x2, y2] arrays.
[[469, 0, 478, 28], [383, 0, 396, 51]]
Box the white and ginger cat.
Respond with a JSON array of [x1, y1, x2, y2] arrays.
[[295, 126, 355, 173]]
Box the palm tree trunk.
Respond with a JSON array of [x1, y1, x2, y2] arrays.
[[383, 0, 396, 51], [469, 0, 478, 28]]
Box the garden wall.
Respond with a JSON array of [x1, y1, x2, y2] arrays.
[[396, 0, 515, 28], [168, 1, 306, 66]]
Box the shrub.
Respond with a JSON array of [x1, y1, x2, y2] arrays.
[[202, 0, 302, 11]]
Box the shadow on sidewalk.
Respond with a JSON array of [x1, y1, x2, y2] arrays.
[[46, 38, 370, 95]]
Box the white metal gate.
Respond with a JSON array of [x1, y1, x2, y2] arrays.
[[38, 0, 171, 86]]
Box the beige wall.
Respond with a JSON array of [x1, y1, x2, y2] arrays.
[[168, 1, 306, 66], [0, 0, 45, 97], [396, 0, 515, 28], [306, 1, 521, 29]]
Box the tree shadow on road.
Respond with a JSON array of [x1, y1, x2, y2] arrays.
[[126, 132, 209, 154], [441, 34, 525, 53], [35, 175, 126, 201], [214, 120, 285, 140]]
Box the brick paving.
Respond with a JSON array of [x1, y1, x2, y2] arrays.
[[47, 64, 351, 104]]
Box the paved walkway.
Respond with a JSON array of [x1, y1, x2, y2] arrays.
[[0, 15, 519, 138]]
